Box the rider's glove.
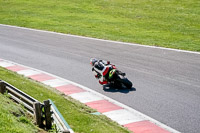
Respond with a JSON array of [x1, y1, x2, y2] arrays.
[[95, 75, 99, 79], [97, 74, 102, 79]]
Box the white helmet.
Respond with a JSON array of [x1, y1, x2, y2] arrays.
[[90, 58, 98, 66]]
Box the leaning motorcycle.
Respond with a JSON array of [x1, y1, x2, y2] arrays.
[[106, 65, 132, 89]]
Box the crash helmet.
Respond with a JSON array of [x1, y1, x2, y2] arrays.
[[90, 58, 98, 66]]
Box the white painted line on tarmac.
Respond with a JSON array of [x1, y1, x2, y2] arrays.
[[0, 24, 199, 55]]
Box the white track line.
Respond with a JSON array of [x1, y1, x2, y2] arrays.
[[0, 24, 199, 55]]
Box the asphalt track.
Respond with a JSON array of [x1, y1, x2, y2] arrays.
[[0, 25, 200, 133]]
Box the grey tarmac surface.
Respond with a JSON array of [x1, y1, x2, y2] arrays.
[[0, 25, 200, 133]]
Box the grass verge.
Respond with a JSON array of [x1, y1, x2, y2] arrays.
[[0, 93, 41, 133], [0, 0, 199, 51], [0, 67, 130, 133]]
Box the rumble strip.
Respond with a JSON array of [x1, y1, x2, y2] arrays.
[[0, 58, 180, 133]]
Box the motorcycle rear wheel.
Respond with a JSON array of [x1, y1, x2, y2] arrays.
[[116, 76, 132, 89]]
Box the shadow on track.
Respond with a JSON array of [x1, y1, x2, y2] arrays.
[[103, 84, 136, 94]]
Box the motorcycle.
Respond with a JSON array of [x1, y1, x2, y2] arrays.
[[106, 65, 133, 89], [92, 63, 132, 89]]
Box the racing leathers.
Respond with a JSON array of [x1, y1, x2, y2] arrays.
[[92, 60, 111, 85]]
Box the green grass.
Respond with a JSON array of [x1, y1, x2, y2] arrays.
[[0, 93, 39, 133], [0, 0, 199, 51], [0, 67, 130, 133]]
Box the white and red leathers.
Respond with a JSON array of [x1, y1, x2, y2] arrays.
[[92, 60, 112, 85]]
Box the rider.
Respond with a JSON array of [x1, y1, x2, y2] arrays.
[[90, 58, 113, 85]]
